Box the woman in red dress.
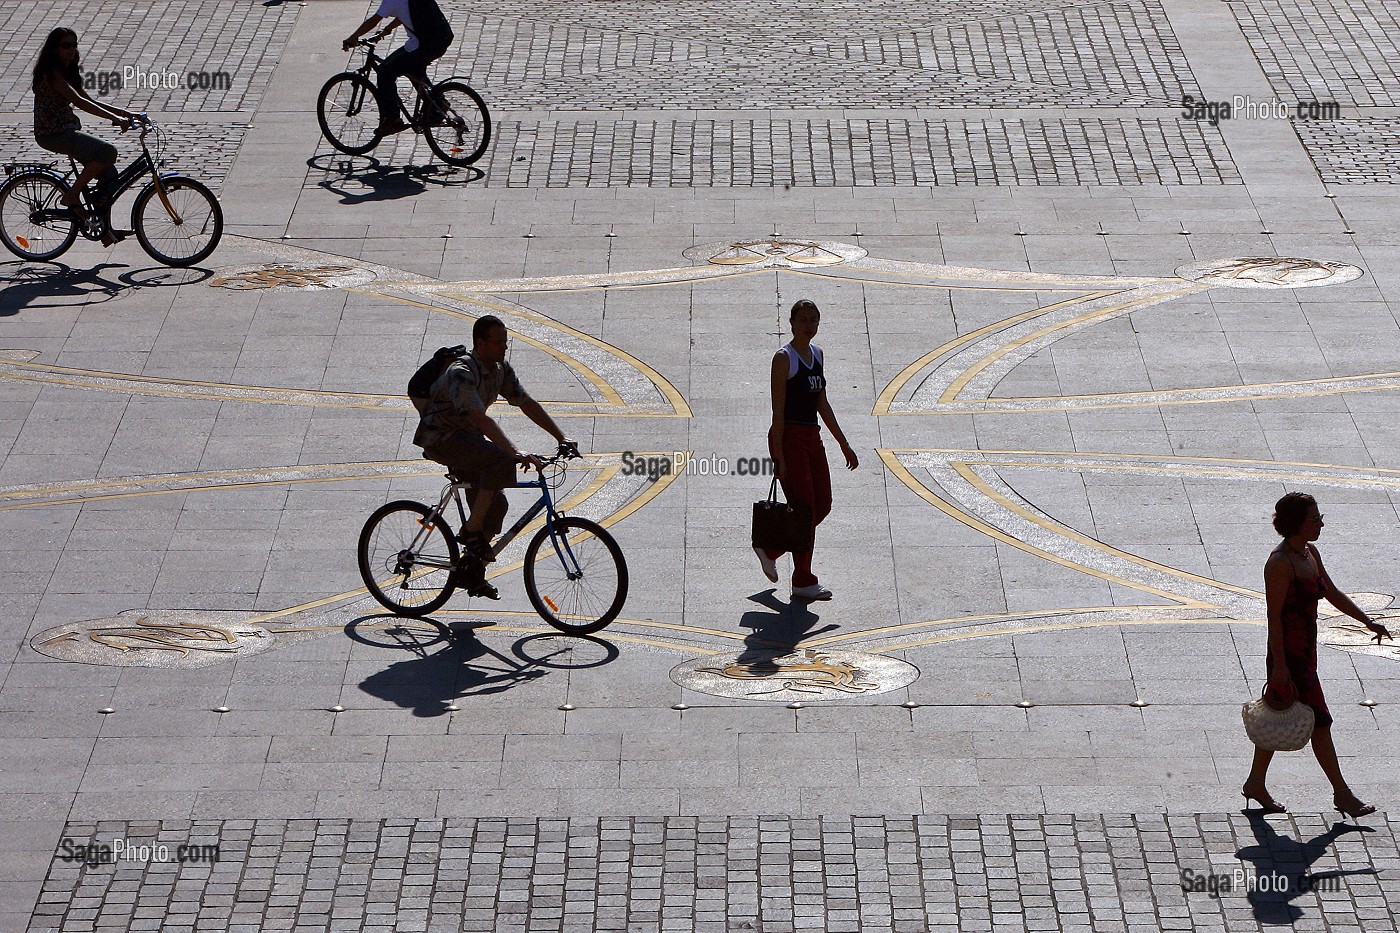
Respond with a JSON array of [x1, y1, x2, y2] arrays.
[[1242, 492, 1392, 817]]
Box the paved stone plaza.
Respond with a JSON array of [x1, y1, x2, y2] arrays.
[[3, 0, 1400, 930]]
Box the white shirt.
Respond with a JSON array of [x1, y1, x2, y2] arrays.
[[375, 0, 418, 51]]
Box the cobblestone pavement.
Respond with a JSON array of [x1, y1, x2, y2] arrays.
[[4, 0, 1400, 931], [312, 118, 1240, 189], [29, 814, 1400, 932], [0, 1, 299, 113]]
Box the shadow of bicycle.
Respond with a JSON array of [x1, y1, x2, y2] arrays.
[[308, 152, 484, 205], [0, 260, 209, 314], [348, 614, 618, 717]]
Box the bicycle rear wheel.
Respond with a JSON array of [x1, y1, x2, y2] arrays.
[[318, 73, 379, 155], [359, 500, 460, 617], [0, 172, 77, 262], [131, 177, 223, 267], [523, 517, 627, 635], [423, 81, 491, 166]]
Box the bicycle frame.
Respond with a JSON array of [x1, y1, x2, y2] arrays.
[[46, 124, 185, 228], [345, 41, 460, 127], [416, 462, 586, 579]]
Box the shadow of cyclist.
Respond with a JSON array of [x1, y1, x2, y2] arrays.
[[309, 153, 482, 205], [1234, 811, 1378, 924], [352, 615, 618, 717], [0, 260, 207, 313]]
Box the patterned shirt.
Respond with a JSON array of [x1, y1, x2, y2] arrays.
[[34, 72, 80, 138], [413, 350, 531, 449]]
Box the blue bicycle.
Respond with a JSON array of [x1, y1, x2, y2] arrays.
[[357, 445, 628, 634]]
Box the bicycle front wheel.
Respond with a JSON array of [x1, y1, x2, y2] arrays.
[[0, 172, 77, 262], [131, 177, 223, 267], [523, 517, 627, 635], [423, 81, 491, 166], [318, 73, 379, 155], [359, 500, 460, 617]]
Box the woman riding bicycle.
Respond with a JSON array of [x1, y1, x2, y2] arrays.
[[31, 27, 137, 246]]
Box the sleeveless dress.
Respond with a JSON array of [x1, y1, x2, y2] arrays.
[[1265, 545, 1334, 728]]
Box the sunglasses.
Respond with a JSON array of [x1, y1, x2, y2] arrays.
[[58, 42, 78, 49]]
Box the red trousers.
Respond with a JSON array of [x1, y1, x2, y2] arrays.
[[765, 424, 832, 588]]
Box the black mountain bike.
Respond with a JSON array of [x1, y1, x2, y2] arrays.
[[317, 40, 491, 167], [0, 115, 222, 267]]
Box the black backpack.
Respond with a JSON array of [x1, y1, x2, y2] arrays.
[[407, 0, 453, 59], [408, 345, 467, 413]]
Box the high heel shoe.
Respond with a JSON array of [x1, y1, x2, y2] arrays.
[[1334, 791, 1377, 820], [1242, 786, 1288, 815]]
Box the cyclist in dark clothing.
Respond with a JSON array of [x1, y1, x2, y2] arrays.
[[30, 27, 138, 246], [343, 0, 454, 138]]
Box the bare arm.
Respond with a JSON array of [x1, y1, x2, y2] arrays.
[[518, 398, 571, 449], [49, 72, 130, 125], [816, 391, 858, 470], [1314, 546, 1393, 642], [343, 14, 385, 50], [770, 351, 788, 478]]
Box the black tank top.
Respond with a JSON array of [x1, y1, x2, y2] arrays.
[[782, 343, 824, 426]]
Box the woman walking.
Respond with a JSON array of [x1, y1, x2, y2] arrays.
[[32, 27, 138, 245], [1242, 492, 1392, 817], [756, 299, 858, 601]]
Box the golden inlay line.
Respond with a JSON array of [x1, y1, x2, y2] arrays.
[[384, 264, 750, 294], [0, 451, 670, 513], [873, 292, 1113, 416], [882, 450, 1227, 609], [921, 371, 1400, 414], [871, 616, 1259, 654], [939, 283, 1209, 403], [348, 288, 691, 418], [885, 448, 1400, 620], [0, 351, 648, 417], [833, 257, 1171, 289], [0, 461, 441, 511]]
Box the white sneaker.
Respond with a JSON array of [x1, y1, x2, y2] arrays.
[[791, 583, 832, 601], [754, 547, 779, 584]]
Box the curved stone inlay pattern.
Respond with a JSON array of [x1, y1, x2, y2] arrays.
[[1175, 256, 1364, 289], [31, 611, 275, 668], [672, 648, 919, 702]]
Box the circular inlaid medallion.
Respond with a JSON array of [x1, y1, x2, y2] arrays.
[[31, 610, 274, 668], [208, 261, 376, 291], [683, 239, 866, 268], [1175, 256, 1363, 289], [672, 646, 918, 702]]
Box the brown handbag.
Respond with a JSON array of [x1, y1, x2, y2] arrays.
[[752, 477, 813, 553]]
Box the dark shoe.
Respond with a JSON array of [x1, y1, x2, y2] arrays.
[[457, 529, 495, 563], [100, 228, 132, 248], [372, 121, 410, 138], [1242, 786, 1287, 815], [449, 555, 499, 600], [1334, 790, 1376, 820], [466, 581, 500, 600]]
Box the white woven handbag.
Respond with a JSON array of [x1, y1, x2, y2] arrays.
[[1242, 688, 1315, 752]]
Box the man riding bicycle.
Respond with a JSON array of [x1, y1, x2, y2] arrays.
[[342, 0, 453, 139], [414, 315, 575, 600]]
